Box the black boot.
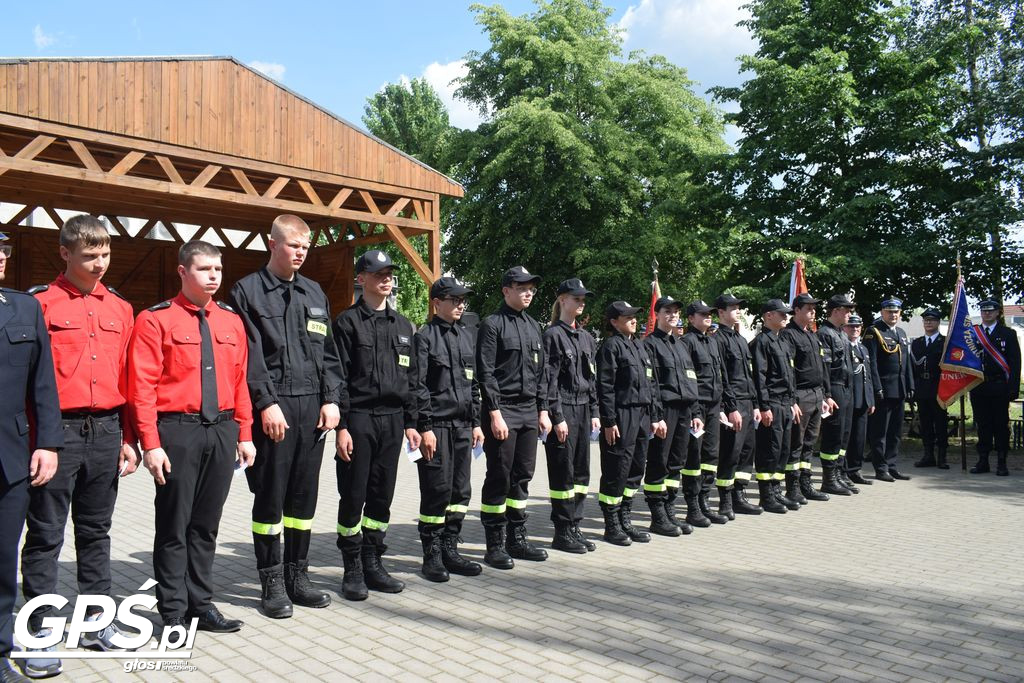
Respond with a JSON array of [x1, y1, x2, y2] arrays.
[[361, 544, 405, 593], [601, 504, 631, 546], [284, 560, 331, 608], [757, 480, 786, 514], [571, 523, 596, 551], [836, 459, 859, 494], [914, 448, 936, 468], [773, 480, 801, 511], [552, 521, 588, 553], [646, 497, 681, 537], [483, 526, 514, 569], [618, 498, 651, 542], [340, 549, 368, 601], [440, 533, 483, 575], [936, 449, 950, 470], [507, 523, 548, 561], [800, 469, 830, 501], [731, 482, 762, 515], [996, 452, 1009, 476], [697, 490, 728, 524], [420, 533, 450, 583], [820, 464, 851, 496], [664, 489, 693, 534], [258, 564, 293, 618], [970, 454, 991, 474], [785, 471, 808, 505], [717, 486, 735, 521], [848, 470, 873, 485], [684, 492, 711, 528]]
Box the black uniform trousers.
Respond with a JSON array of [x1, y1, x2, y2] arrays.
[[544, 403, 591, 524], [917, 388, 948, 456], [153, 415, 237, 620], [480, 402, 538, 528], [0, 471, 29, 657], [599, 405, 649, 505], [417, 425, 473, 536], [22, 413, 121, 632], [755, 399, 794, 480], [644, 401, 691, 500], [868, 397, 904, 473], [819, 385, 852, 463], [248, 394, 327, 569], [336, 411, 404, 551], [971, 392, 1010, 455], [790, 387, 822, 471], [845, 405, 870, 474], [717, 399, 755, 487], [684, 400, 721, 494]]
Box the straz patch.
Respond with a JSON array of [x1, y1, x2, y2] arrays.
[[465, 368, 475, 380], [307, 320, 328, 336], [686, 369, 697, 380], [398, 354, 411, 367], [645, 367, 653, 379]]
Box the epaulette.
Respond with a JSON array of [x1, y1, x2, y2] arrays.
[[26, 284, 49, 296], [216, 301, 236, 313], [105, 285, 128, 302], [147, 300, 172, 312]]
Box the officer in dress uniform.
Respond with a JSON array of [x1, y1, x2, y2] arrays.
[[911, 308, 949, 470], [228, 215, 342, 618], [843, 315, 877, 485], [863, 296, 914, 481], [0, 233, 61, 683], [816, 294, 857, 495], [128, 240, 254, 633], [969, 300, 1021, 476]]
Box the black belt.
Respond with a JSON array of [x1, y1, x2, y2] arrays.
[[158, 410, 235, 425], [61, 408, 120, 421]]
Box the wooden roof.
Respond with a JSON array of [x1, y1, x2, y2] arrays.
[[0, 56, 463, 198]]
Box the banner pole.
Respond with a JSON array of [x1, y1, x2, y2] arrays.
[[960, 395, 967, 471]]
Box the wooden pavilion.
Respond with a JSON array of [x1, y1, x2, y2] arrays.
[[0, 56, 463, 311]]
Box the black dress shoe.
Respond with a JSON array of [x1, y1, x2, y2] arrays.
[[875, 471, 895, 482], [848, 471, 872, 485], [191, 607, 242, 633], [889, 470, 911, 481]]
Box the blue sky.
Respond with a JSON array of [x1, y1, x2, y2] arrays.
[[2, 0, 753, 133]]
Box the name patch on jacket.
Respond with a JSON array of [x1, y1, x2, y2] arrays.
[[307, 320, 328, 336], [398, 354, 410, 367]]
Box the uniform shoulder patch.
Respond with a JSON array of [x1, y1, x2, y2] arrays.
[[147, 300, 172, 312], [105, 285, 128, 301], [27, 284, 49, 296], [216, 301, 236, 313]]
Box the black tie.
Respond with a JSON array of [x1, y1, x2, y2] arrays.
[[926, 337, 931, 348], [197, 308, 219, 422]]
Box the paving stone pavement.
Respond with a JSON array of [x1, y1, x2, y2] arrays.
[[20, 436, 1024, 682]]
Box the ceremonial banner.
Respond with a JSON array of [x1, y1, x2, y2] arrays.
[[645, 275, 661, 337], [788, 258, 816, 331], [937, 277, 984, 407]]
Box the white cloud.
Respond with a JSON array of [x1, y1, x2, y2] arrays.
[[249, 61, 286, 82], [421, 59, 483, 130], [33, 25, 55, 49]]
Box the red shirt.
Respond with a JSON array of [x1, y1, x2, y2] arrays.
[[128, 293, 253, 450], [34, 273, 136, 444]]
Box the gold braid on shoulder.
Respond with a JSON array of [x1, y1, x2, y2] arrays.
[[871, 327, 901, 355]]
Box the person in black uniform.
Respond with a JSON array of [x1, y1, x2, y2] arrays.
[[678, 301, 729, 527], [780, 293, 835, 504], [911, 308, 949, 470], [413, 277, 484, 581], [0, 233, 61, 683], [816, 294, 857, 495], [543, 278, 599, 553], [229, 214, 342, 618], [969, 299, 1021, 476], [476, 266, 551, 569], [864, 296, 914, 481], [643, 296, 702, 536], [333, 250, 419, 600], [597, 301, 666, 545], [749, 299, 798, 513], [843, 315, 877, 485], [713, 293, 763, 519]]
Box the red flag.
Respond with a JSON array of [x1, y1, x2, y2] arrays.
[[645, 277, 661, 337], [788, 258, 815, 331]]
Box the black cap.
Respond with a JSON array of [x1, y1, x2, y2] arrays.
[[845, 314, 863, 326], [881, 296, 903, 310], [501, 265, 541, 287], [606, 300, 641, 319], [556, 278, 594, 296], [761, 299, 793, 315], [714, 293, 745, 309], [356, 249, 394, 274], [792, 293, 820, 307], [826, 293, 856, 309], [979, 299, 1001, 312], [921, 307, 942, 320], [685, 300, 714, 316], [654, 295, 682, 312], [430, 276, 473, 300]]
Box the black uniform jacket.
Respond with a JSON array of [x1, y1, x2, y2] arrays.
[[781, 320, 832, 397], [863, 320, 914, 400], [714, 325, 755, 413], [679, 326, 723, 404], [333, 297, 417, 430], [644, 328, 699, 407], [476, 303, 547, 413], [413, 317, 481, 431], [596, 332, 663, 428], [818, 321, 853, 391], [849, 339, 878, 411], [543, 320, 598, 425], [972, 323, 1022, 400], [910, 333, 945, 396], [749, 329, 796, 413], [0, 287, 63, 483], [229, 267, 344, 410]]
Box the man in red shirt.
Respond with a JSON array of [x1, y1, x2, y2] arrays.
[[128, 240, 254, 633], [19, 215, 138, 677]]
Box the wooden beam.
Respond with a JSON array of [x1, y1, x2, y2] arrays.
[[191, 164, 222, 189], [154, 155, 185, 185], [386, 197, 411, 217], [328, 188, 352, 210], [109, 150, 146, 176], [382, 223, 433, 284], [103, 214, 132, 238], [42, 206, 65, 229], [0, 134, 56, 178], [229, 168, 259, 196], [68, 140, 102, 172], [263, 176, 290, 199], [297, 179, 324, 207], [7, 205, 35, 227]]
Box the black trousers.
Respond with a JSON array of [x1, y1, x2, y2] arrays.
[[971, 392, 1010, 455], [644, 401, 692, 500], [717, 399, 755, 487], [480, 403, 538, 528], [819, 385, 853, 465], [22, 413, 121, 631], [0, 471, 29, 656], [417, 425, 473, 536], [599, 405, 650, 505], [336, 411, 403, 551], [790, 387, 822, 471], [544, 403, 591, 524], [755, 399, 793, 480], [917, 389, 948, 455], [846, 405, 870, 473], [684, 400, 721, 493], [868, 397, 905, 473], [153, 416, 237, 620], [248, 394, 327, 569]]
